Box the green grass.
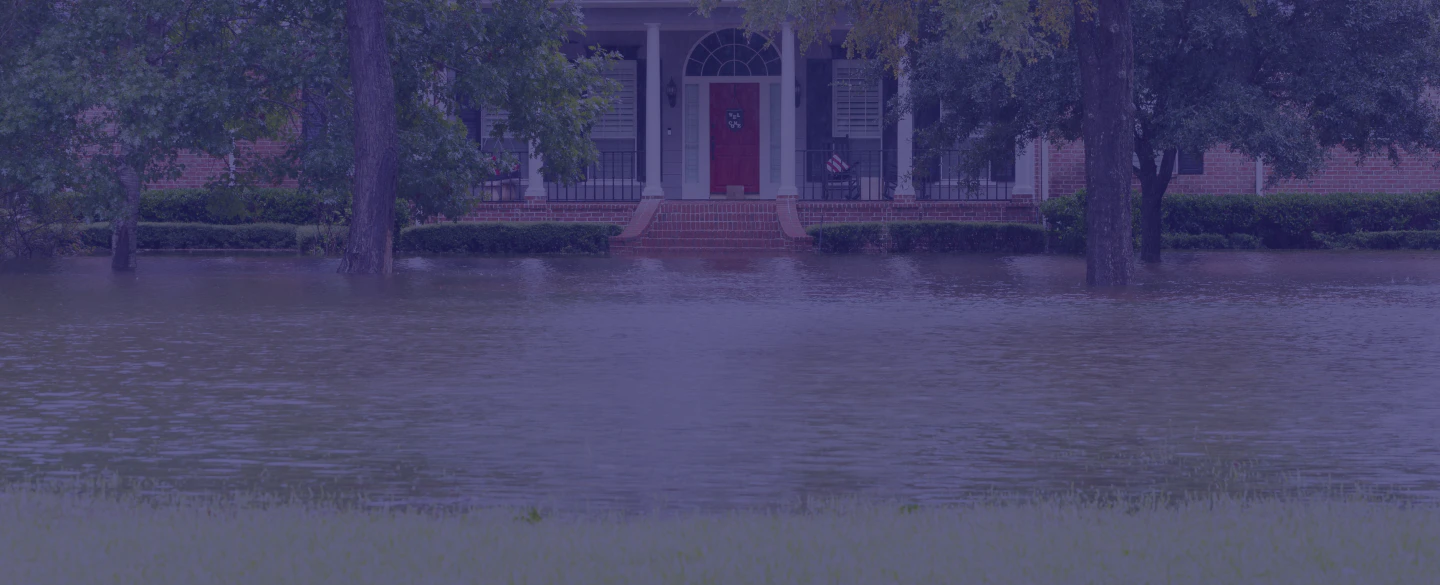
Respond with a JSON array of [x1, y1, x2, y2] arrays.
[[3, 491, 1436, 584]]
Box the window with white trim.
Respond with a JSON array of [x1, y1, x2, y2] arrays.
[[591, 60, 637, 140], [832, 60, 882, 139]]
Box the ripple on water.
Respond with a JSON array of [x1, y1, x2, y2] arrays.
[[1, 251, 1439, 510]]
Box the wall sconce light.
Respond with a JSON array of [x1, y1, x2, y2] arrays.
[[795, 80, 803, 108], [665, 79, 678, 108]]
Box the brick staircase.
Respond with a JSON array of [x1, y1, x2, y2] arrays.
[[610, 200, 813, 255]]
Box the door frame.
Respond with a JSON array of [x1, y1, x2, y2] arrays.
[[681, 76, 781, 199]]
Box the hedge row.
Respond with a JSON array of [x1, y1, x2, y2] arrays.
[[134, 188, 413, 229], [1042, 191, 1440, 253], [396, 222, 623, 255], [1317, 230, 1440, 250], [78, 222, 626, 255], [80, 223, 346, 253], [807, 222, 1046, 254]]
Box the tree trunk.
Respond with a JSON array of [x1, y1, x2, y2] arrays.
[[1138, 148, 1175, 263], [1074, 0, 1136, 285], [339, 0, 399, 275], [111, 163, 142, 272]]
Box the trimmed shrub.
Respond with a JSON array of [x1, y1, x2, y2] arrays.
[[806, 223, 886, 253], [139, 189, 338, 225], [396, 222, 623, 255], [808, 222, 1044, 254], [1163, 233, 1263, 250], [1044, 191, 1440, 253], [81, 223, 301, 250], [888, 222, 1045, 253], [1317, 230, 1440, 250]]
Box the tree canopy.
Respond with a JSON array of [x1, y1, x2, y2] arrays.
[[913, 0, 1440, 261]]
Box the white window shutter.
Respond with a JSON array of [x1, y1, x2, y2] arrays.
[[832, 60, 882, 139], [592, 60, 637, 140]]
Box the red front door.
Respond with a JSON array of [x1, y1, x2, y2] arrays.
[[709, 83, 761, 195]]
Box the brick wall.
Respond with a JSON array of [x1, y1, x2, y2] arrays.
[[1043, 141, 1440, 197], [797, 201, 1039, 226], [454, 202, 637, 223], [147, 138, 297, 189]]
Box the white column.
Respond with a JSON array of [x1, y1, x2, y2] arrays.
[[524, 141, 546, 201], [777, 21, 799, 198], [1013, 140, 1037, 198], [642, 23, 664, 199], [1255, 157, 1264, 195], [1040, 138, 1050, 201], [892, 35, 915, 202]]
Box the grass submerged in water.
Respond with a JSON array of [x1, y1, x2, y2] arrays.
[[2, 489, 1437, 585]]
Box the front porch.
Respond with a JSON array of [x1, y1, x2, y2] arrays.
[[459, 7, 1039, 208]]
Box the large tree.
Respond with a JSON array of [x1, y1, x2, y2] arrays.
[[0, 1, 102, 258], [699, 0, 1141, 285], [913, 0, 1440, 263], [254, 0, 615, 275], [38, 0, 296, 271]]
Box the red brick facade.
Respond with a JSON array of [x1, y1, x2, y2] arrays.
[[147, 138, 297, 189], [455, 202, 638, 224], [1042, 141, 1440, 198], [795, 201, 1038, 226]]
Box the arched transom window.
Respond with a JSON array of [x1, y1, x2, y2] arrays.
[[686, 29, 781, 77]]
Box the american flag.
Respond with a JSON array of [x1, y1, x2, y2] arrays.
[[825, 153, 851, 173]]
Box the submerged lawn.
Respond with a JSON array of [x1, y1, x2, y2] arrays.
[[3, 493, 1436, 584]]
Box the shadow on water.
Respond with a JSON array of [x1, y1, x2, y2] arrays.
[[2, 250, 1439, 511]]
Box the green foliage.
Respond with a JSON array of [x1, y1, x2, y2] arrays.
[[1044, 192, 1440, 252], [807, 222, 1044, 254], [396, 223, 624, 255], [252, 0, 616, 222], [805, 223, 886, 253], [888, 222, 1045, 253], [1317, 231, 1440, 251], [296, 225, 349, 256], [911, 0, 1440, 209], [1163, 233, 1262, 250], [80, 223, 304, 250], [139, 189, 344, 225]]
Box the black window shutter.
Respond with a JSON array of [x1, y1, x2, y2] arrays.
[[805, 58, 832, 182], [1178, 150, 1205, 175]]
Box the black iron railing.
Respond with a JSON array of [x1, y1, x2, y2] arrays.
[[796, 148, 1016, 202], [547, 150, 644, 202], [912, 149, 1014, 201], [798, 149, 896, 201]]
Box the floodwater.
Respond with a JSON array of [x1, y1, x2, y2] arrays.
[[2, 251, 1439, 511]]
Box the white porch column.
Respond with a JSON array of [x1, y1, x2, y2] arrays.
[[1013, 140, 1037, 199], [524, 141, 546, 202], [642, 23, 664, 199], [777, 21, 799, 199], [892, 35, 916, 203]]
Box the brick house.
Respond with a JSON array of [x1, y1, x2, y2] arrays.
[[154, 1, 1440, 252]]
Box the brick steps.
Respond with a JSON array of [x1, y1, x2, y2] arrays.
[[609, 200, 813, 254]]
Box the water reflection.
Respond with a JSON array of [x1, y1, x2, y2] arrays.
[[2, 251, 1439, 510]]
